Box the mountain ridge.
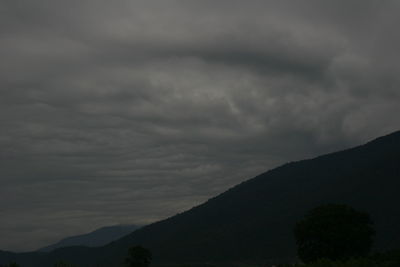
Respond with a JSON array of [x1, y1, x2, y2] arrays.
[[103, 130, 400, 264], [1, 130, 400, 266], [37, 225, 140, 252]]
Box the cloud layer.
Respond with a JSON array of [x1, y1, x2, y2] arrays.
[[1, 0, 400, 251]]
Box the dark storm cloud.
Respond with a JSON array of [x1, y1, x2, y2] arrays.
[[1, 0, 400, 251]]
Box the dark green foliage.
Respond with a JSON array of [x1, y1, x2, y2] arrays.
[[278, 254, 400, 267], [294, 204, 375, 263], [308, 258, 377, 267], [0, 262, 20, 267], [279, 258, 377, 267], [53, 260, 78, 267], [371, 249, 400, 266], [125, 246, 152, 267]]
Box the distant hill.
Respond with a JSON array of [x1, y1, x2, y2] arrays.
[[1, 130, 400, 266], [38, 225, 140, 252]]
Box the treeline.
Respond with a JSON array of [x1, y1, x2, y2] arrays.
[[0, 262, 20, 267], [278, 250, 400, 266], [0, 261, 78, 267], [0, 245, 151, 267], [280, 204, 400, 266], [3, 204, 399, 267]]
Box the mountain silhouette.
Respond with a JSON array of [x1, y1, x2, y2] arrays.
[[1, 130, 400, 266], [38, 225, 140, 252]]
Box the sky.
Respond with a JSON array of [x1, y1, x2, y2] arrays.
[[1, 0, 400, 252]]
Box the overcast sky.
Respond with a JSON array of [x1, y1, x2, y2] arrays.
[[1, 0, 400, 251]]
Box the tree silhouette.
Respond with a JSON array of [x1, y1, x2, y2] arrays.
[[0, 263, 20, 267], [294, 204, 375, 263], [53, 260, 77, 267], [125, 246, 152, 267]]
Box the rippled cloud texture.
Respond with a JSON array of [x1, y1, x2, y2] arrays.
[[1, 0, 400, 251]]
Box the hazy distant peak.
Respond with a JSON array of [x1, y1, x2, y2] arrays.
[[38, 224, 141, 252]]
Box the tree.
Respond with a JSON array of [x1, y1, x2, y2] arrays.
[[294, 204, 375, 263], [53, 260, 78, 267], [0, 263, 20, 267], [125, 246, 152, 267]]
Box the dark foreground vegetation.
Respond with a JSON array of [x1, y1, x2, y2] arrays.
[[278, 250, 400, 267], [280, 204, 400, 266], [3, 245, 400, 266], [3, 204, 400, 267], [1, 131, 400, 266], [294, 204, 375, 263]]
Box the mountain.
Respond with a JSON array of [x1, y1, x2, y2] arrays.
[[1, 131, 400, 266], [38, 225, 140, 252]]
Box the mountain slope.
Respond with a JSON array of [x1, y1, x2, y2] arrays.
[[1, 131, 400, 266], [100, 130, 400, 265], [38, 225, 140, 252]]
